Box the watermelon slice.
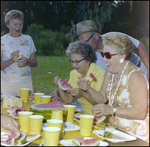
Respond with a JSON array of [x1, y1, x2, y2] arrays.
[[11, 131, 21, 145], [89, 73, 95, 79], [93, 115, 106, 124], [74, 113, 106, 124], [72, 137, 84, 146], [8, 112, 19, 119], [7, 106, 25, 113], [72, 137, 100, 146], [30, 102, 67, 122], [58, 79, 71, 91], [51, 97, 60, 102], [17, 131, 27, 145], [26, 133, 40, 142]]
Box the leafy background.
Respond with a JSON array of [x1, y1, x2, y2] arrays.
[[1, 1, 149, 93]]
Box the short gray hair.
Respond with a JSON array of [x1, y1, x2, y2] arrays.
[[66, 41, 95, 62], [5, 10, 24, 26]]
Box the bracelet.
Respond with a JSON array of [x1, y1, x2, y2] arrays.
[[147, 66, 149, 69], [85, 94, 89, 99]]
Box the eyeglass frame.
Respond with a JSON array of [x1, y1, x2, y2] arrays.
[[86, 32, 95, 42], [100, 51, 117, 59], [68, 58, 85, 65]]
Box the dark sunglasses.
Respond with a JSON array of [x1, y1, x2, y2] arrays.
[[100, 52, 117, 59], [86, 33, 95, 42]]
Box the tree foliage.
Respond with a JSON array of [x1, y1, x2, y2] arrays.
[[1, 1, 149, 54]]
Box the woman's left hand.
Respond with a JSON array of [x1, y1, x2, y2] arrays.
[[67, 88, 83, 97], [91, 103, 113, 116], [17, 56, 28, 67]]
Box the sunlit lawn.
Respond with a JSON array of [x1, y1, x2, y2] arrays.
[[30, 56, 73, 94]]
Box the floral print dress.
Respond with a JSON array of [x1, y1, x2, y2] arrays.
[[106, 62, 149, 141]]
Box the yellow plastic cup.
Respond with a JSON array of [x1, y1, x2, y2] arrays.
[[80, 115, 94, 136], [28, 115, 44, 135], [47, 119, 63, 128], [34, 93, 45, 104], [47, 119, 64, 139], [20, 88, 30, 103], [43, 127, 61, 146], [51, 110, 63, 121], [63, 105, 76, 122], [40, 95, 51, 103], [18, 111, 33, 134]]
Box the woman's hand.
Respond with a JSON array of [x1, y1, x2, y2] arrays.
[[91, 103, 113, 116], [10, 50, 19, 62], [67, 88, 83, 97], [1, 116, 19, 132], [77, 77, 90, 91], [17, 56, 28, 67], [54, 76, 61, 86]]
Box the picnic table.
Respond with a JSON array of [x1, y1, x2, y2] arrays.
[[1, 99, 149, 146]]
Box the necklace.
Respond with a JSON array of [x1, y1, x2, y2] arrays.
[[109, 61, 129, 105]]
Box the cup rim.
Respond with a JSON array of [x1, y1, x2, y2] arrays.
[[63, 105, 76, 108], [28, 115, 44, 119], [20, 88, 30, 90], [47, 119, 63, 123], [43, 127, 61, 132], [18, 111, 33, 115], [40, 95, 51, 98], [34, 93, 45, 95], [80, 115, 94, 118]]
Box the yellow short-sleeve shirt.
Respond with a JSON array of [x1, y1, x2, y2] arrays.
[[68, 63, 106, 114]]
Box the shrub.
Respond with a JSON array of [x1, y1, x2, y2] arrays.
[[25, 23, 71, 56]]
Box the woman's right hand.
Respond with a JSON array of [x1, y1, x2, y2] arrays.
[[77, 77, 90, 91], [54, 76, 61, 86], [10, 50, 19, 62]]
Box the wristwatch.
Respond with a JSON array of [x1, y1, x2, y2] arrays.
[[113, 106, 117, 116]]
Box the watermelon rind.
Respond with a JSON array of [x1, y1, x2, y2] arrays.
[[7, 106, 25, 113], [26, 133, 40, 142], [30, 103, 67, 122], [11, 132, 20, 146], [8, 112, 19, 119], [17, 131, 27, 145], [72, 139, 80, 146], [58, 79, 71, 91], [93, 115, 106, 124], [75, 114, 106, 124], [103, 131, 113, 138]]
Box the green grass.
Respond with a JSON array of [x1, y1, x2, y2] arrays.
[[30, 56, 73, 94]]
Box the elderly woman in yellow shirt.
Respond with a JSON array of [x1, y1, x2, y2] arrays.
[[53, 41, 105, 114]]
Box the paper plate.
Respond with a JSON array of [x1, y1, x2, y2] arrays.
[[1, 132, 32, 146], [59, 137, 109, 146], [93, 129, 137, 143], [42, 122, 80, 132]]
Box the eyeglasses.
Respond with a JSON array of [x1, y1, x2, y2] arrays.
[[86, 33, 95, 42], [68, 58, 85, 65], [100, 52, 117, 59]]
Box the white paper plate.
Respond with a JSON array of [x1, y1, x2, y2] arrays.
[[1, 132, 32, 146], [93, 129, 137, 143], [59, 137, 109, 146], [29, 97, 34, 100], [64, 122, 80, 131], [42, 122, 80, 132]]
